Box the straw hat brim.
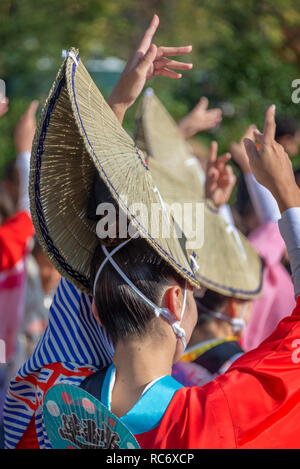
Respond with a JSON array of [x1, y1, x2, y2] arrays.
[[148, 158, 263, 299], [30, 49, 201, 294]]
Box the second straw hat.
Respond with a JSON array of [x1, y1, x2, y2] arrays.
[[135, 88, 205, 197]]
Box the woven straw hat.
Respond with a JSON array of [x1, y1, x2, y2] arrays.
[[30, 48, 203, 294], [147, 153, 263, 300], [135, 89, 205, 197]]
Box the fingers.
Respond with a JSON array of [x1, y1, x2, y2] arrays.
[[206, 108, 222, 124], [253, 129, 263, 143], [219, 164, 236, 189], [225, 164, 236, 182], [243, 124, 256, 141], [153, 68, 182, 79], [25, 100, 39, 116], [217, 152, 231, 167], [154, 57, 193, 71], [214, 152, 231, 175], [0, 97, 9, 117], [157, 45, 192, 57], [196, 97, 209, 111], [208, 141, 218, 165], [137, 14, 160, 54], [139, 43, 157, 72], [243, 137, 259, 163], [206, 166, 219, 182], [263, 104, 276, 144]]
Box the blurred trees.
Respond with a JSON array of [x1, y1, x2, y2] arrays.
[[1, 0, 300, 175]]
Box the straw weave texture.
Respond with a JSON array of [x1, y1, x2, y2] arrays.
[[135, 92, 205, 197]]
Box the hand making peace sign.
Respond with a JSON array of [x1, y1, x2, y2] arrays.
[[205, 141, 236, 209], [108, 15, 193, 123]]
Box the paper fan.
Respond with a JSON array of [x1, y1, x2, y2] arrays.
[[43, 384, 140, 449]]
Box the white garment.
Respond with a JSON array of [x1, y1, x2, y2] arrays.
[[245, 172, 281, 224], [16, 151, 31, 213]]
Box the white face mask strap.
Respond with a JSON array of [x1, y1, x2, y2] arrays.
[[93, 236, 187, 348], [206, 301, 248, 333]]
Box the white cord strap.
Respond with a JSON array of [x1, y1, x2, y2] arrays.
[[153, 186, 170, 225], [226, 224, 247, 261], [93, 234, 187, 349], [199, 301, 249, 333], [190, 253, 200, 273], [93, 232, 140, 297]]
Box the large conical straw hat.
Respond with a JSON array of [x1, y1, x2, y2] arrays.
[[148, 158, 263, 299], [135, 89, 205, 197], [30, 48, 201, 294]]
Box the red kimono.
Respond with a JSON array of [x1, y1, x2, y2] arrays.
[[18, 297, 300, 449]]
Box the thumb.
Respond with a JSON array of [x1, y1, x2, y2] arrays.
[[196, 96, 208, 111], [139, 44, 157, 71], [26, 100, 39, 117], [243, 137, 259, 163], [208, 140, 218, 165]]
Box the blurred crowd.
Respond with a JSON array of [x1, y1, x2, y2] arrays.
[[0, 99, 61, 447]]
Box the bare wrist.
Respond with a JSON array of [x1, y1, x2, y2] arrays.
[[108, 101, 127, 124], [177, 119, 194, 139], [272, 184, 300, 213]]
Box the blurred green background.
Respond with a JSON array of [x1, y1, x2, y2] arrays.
[[1, 0, 300, 177]]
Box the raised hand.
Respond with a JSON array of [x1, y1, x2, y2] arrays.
[[243, 105, 300, 213], [230, 125, 257, 174], [178, 97, 222, 139], [107, 15, 193, 123], [205, 141, 236, 209], [14, 100, 39, 155]]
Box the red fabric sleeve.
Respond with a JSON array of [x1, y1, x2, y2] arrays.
[[0, 211, 34, 271], [16, 415, 39, 449], [138, 298, 300, 449], [215, 296, 300, 448]]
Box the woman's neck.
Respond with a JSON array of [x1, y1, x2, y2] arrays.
[[188, 320, 234, 348], [111, 335, 174, 418]]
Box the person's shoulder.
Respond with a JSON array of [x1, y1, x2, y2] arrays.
[[158, 381, 235, 448]]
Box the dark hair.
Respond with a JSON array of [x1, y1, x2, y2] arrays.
[[275, 116, 299, 140], [195, 289, 228, 328], [91, 237, 186, 344], [294, 168, 300, 189], [234, 173, 254, 218], [3, 158, 17, 183]]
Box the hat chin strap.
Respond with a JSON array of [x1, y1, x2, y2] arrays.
[[197, 301, 248, 333], [93, 235, 187, 350], [210, 301, 249, 333]]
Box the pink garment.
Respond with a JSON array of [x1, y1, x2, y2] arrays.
[[242, 221, 295, 351]]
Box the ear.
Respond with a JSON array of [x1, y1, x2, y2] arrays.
[[228, 298, 239, 319], [92, 298, 102, 325], [164, 285, 183, 322]]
